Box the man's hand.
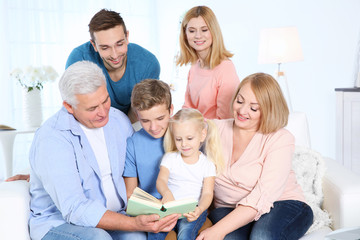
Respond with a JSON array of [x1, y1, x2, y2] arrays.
[[135, 213, 179, 233], [5, 174, 30, 182]]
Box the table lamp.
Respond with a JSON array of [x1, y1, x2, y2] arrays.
[[258, 26, 304, 112]]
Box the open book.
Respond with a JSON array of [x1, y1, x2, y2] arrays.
[[126, 187, 198, 219]]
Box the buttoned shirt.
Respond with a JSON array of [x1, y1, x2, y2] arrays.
[[29, 107, 133, 240]]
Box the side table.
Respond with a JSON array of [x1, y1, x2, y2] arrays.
[[325, 226, 360, 240], [335, 88, 360, 175], [0, 128, 37, 179]]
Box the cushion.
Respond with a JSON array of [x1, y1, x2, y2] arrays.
[[292, 146, 332, 233], [286, 112, 312, 148]]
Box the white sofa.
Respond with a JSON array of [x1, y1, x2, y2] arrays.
[[1, 112, 360, 240]]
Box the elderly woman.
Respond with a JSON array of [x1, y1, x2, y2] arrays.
[[197, 73, 313, 240]]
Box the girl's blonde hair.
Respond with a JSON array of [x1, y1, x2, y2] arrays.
[[164, 108, 224, 174], [176, 6, 233, 69]]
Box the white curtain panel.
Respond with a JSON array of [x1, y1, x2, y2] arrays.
[[0, 0, 157, 125], [0, 0, 157, 179]]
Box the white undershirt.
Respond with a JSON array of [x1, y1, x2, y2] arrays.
[[80, 124, 121, 212]]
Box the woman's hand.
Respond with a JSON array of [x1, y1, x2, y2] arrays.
[[5, 174, 30, 182], [196, 225, 226, 240], [183, 206, 202, 222]]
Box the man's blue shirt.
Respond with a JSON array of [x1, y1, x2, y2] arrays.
[[29, 107, 134, 240], [123, 128, 164, 199], [66, 42, 160, 114]]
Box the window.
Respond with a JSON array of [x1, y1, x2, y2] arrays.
[[0, 0, 158, 179], [0, 0, 158, 125]]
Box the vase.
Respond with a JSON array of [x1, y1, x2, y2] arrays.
[[22, 88, 43, 128]]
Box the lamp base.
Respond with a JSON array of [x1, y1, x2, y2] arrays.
[[274, 70, 293, 112], [277, 71, 285, 77]]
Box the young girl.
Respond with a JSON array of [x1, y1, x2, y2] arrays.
[[148, 108, 224, 240], [177, 6, 240, 119]]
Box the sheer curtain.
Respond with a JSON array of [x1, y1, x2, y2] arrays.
[[0, 0, 158, 126], [0, 0, 158, 179]]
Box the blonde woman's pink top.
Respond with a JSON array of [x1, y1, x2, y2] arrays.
[[214, 119, 306, 221], [183, 59, 240, 119]]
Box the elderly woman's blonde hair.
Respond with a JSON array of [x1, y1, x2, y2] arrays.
[[176, 6, 233, 69], [231, 73, 289, 134]]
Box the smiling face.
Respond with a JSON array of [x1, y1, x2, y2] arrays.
[[185, 16, 213, 59], [232, 82, 261, 132], [91, 25, 129, 73], [172, 120, 206, 162], [136, 103, 173, 139], [64, 84, 111, 129]]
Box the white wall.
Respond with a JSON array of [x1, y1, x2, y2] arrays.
[[155, 0, 360, 159]]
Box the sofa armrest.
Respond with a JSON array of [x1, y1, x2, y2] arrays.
[[322, 157, 360, 230], [0, 180, 30, 240]]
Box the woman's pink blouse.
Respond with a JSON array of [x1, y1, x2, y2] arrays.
[[214, 119, 306, 221], [182, 59, 240, 119]]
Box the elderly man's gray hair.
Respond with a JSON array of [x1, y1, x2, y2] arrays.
[[59, 61, 106, 107]]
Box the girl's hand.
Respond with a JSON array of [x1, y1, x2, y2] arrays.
[[183, 206, 202, 222], [161, 190, 175, 204], [196, 225, 225, 240]]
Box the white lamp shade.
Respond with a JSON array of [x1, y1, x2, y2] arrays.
[[258, 26, 304, 64]]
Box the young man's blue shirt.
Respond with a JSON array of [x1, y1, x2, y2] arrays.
[[123, 128, 164, 199], [66, 42, 160, 114]]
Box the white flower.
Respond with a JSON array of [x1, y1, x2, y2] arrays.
[[10, 65, 59, 92], [43, 65, 58, 82]]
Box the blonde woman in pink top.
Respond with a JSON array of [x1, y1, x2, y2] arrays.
[[197, 73, 313, 240], [177, 6, 240, 119]]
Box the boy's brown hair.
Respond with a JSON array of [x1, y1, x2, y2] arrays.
[[131, 79, 172, 111]]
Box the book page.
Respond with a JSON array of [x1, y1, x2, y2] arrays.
[[126, 188, 198, 218], [164, 198, 198, 209], [132, 187, 161, 203], [129, 196, 163, 209]]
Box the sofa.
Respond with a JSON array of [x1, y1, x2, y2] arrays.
[[1, 112, 360, 240]]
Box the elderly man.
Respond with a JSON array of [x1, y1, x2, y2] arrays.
[[29, 61, 178, 240]]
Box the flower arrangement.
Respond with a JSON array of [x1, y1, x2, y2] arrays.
[[10, 65, 58, 92]]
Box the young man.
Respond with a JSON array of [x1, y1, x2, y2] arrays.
[[66, 9, 160, 120], [123, 79, 173, 199], [29, 62, 178, 240]]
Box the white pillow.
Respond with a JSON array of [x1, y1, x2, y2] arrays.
[[292, 146, 332, 233]]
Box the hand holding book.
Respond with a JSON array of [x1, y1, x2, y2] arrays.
[[183, 206, 203, 222], [126, 187, 198, 219]]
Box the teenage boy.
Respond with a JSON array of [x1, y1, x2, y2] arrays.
[[123, 79, 173, 199]]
